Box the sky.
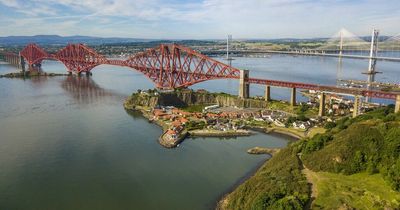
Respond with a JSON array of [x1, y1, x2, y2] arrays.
[[0, 0, 399, 39]]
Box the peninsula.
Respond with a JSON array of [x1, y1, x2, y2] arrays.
[[124, 88, 329, 148]]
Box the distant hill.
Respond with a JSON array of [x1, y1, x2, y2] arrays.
[[0, 35, 155, 46], [1, 34, 390, 46]]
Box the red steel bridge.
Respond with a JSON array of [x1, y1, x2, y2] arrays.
[[0, 43, 399, 105]]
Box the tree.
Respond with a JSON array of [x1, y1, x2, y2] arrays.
[[297, 114, 308, 122], [324, 122, 336, 130], [297, 104, 309, 114]]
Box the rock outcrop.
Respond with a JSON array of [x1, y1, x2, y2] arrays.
[[124, 89, 269, 109]]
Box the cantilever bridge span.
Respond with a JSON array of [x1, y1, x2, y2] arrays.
[[17, 43, 240, 89], [1, 43, 399, 104]]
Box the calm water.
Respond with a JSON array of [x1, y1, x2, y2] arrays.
[[0, 55, 399, 209]]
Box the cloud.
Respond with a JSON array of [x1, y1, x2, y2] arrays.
[[0, 0, 399, 38], [0, 0, 18, 7]]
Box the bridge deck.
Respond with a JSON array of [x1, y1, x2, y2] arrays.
[[248, 78, 398, 100], [1, 44, 399, 101], [209, 50, 400, 62]]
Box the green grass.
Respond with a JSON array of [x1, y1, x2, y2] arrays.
[[181, 104, 207, 113], [307, 127, 326, 138], [219, 145, 310, 210], [270, 125, 306, 138], [246, 119, 270, 127], [264, 100, 318, 117], [310, 172, 400, 209], [266, 100, 294, 113]]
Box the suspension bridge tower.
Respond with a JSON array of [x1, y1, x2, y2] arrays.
[[226, 34, 234, 66], [336, 30, 344, 86], [339, 30, 344, 56], [363, 29, 381, 85], [363, 29, 382, 102]]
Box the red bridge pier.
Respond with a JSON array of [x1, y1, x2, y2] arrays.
[[18, 52, 25, 72], [396, 95, 400, 113], [77, 72, 93, 77]]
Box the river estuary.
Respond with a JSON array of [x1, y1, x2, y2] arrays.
[[0, 54, 399, 209]]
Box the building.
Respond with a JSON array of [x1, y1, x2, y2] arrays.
[[166, 129, 178, 139], [292, 121, 312, 130], [179, 118, 189, 125], [203, 104, 219, 112], [274, 119, 286, 127], [206, 113, 219, 119], [153, 109, 168, 119]]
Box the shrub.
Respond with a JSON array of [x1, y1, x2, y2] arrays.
[[302, 124, 384, 175], [303, 133, 332, 154], [324, 122, 336, 130]]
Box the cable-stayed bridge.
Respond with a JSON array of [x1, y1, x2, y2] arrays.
[[218, 28, 400, 62]]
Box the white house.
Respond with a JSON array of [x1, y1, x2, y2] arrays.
[[293, 121, 312, 130]]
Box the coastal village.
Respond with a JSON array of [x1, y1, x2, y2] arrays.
[[127, 88, 383, 148]]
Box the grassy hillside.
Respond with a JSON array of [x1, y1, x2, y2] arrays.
[[218, 145, 310, 210], [301, 105, 400, 190], [219, 106, 400, 209], [307, 172, 400, 209]]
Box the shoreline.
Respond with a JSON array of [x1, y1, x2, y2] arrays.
[[215, 145, 286, 209], [188, 129, 252, 137], [126, 105, 302, 148], [247, 146, 280, 155], [124, 104, 266, 148], [213, 156, 271, 210], [247, 126, 303, 140], [0, 71, 70, 78], [131, 107, 301, 148], [265, 127, 303, 139], [158, 130, 188, 148]]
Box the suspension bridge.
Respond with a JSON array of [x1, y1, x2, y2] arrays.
[[0, 41, 399, 115]]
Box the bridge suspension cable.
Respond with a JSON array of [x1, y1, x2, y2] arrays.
[[315, 28, 371, 55]]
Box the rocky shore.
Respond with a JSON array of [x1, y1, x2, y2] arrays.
[[247, 147, 280, 155], [159, 130, 188, 148], [124, 88, 270, 109], [188, 129, 252, 137], [0, 71, 69, 78], [264, 127, 303, 139]]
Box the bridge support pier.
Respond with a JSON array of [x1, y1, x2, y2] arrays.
[[264, 85, 271, 102], [353, 96, 361, 118], [19, 53, 25, 72], [395, 95, 400, 113], [239, 69, 249, 99], [318, 93, 326, 117], [290, 87, 296, 106]]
